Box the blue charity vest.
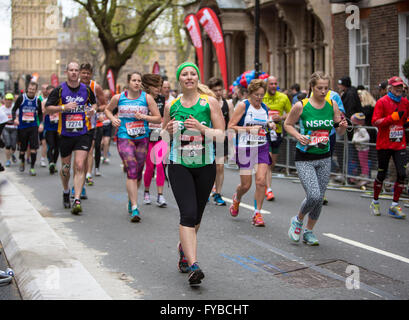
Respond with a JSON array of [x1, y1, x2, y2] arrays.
[[18, 94, 40, 129], [117, 91, 150, 140]]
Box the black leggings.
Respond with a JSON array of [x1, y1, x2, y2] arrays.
[[168, 163, 216, 227], [45, 130, 60, 164], [376, 149, 407, 183]]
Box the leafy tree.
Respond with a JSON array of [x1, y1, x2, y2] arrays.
[[402, 58, 409, 82], [72, 0, 173, 87]]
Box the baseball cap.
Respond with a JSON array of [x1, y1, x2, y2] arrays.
[[5, 93, 14, 100], [338, 76, 351, 87], [378, 81, 388, 89], [388, 76, 404, 87]]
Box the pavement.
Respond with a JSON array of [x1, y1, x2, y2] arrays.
[[0, 168, 111, 300]]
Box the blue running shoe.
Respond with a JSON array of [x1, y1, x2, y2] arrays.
[[130, 208, 141, 223], [212, 193, 226, 206], [128, 200, 132, 214], [303, 230, 319, 246], [5, 160, 11, 167], [80, 187, 88, 200], [71, 186, 75, 199], [188, 262, 204, 286], [388, 205, 406, 219]]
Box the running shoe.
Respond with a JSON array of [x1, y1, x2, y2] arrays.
[[103, 158, 110, 164], [156, 194, 167, 208], [212, 193, 226, 206], [229, 193, 240, 217], [95, 168, 101, 176], [288, 216, 303, 243], [128, 200, 132, 214], [388, 205, 406, 219], [11, 154, 17, 163], [86, 176, 94, 186], [71, 199, 82, 215], [5, 160, 11, 167], [177, 242, 189, 273], [265, 188, 275, 201], [303, 230, 319, 246], [0, 163, 4, 172], [252, 212, 265, 227], [188, 262, 204, 286], [370, 201, 381, 216], [80, 187, 88, 200], [19, 162, 25, 172], [49, 163, 56, 175], [143, 192, 151, 205], [40, 157, 47, 167], [63, 192, 71, 209], [323, 196, 328, 205], [130, 207, 141, 223], [29, 168, 36, 176]]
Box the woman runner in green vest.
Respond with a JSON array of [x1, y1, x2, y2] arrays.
[[284, 71, 348, 246], [161, 62, 225, 286]]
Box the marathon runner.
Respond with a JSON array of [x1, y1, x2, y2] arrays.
[[228, 79, 276, 227], [42, 85, 59, 174], [104, 71, 161, 223], [207, 77, 234, 206], [101, 89, 113, 167], [161, 62, 224, 286], [45, 61, 97, 215], [262, 76, 292, 201], [12, 81, 43, 176], [38, 84, 49, 167], [284, 71, 347, 246], [370, 76, 409, 219]]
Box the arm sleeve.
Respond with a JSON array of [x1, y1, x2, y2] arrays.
[[12, 95, 23, 120]]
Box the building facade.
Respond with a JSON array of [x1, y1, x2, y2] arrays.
[[332, 0, 409, 98], [9, 0, 60, 91], [184, 0, 334, 91]]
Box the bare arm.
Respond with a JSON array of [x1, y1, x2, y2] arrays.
[[283, 101, 310, 145], [104, 94, 121, 128]]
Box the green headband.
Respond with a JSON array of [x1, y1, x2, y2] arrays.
[[176, 62, 201, 82]]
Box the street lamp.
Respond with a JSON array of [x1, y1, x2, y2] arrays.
[[254, 0, 260, 79]]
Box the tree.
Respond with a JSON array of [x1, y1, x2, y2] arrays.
[[72, 0, 173, 88], [402, 58, 409, 82]]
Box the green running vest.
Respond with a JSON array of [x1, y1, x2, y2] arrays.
[[169, 95, 214, 168]]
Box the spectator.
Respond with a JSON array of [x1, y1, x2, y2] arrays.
[[351, 112, 370, 187], [378, 81, 388, 99], [290, 83, 301, 105], [337, 76, 363, 120]]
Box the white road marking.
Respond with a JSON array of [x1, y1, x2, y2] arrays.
[[222, 197, 271, 214], [323, 233, 409, 265]]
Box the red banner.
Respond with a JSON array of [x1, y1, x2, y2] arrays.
[[50, 73, 59, 87], [106, 69, 115, 96], [196, 7, 228, 90], [152, 61, 160, 74], [184, 14, 204, 82]]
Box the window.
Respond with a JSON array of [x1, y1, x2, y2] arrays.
[[349, 20, 369, 89], [399, 13, 409, 82]]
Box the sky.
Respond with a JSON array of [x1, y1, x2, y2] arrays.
[[0, 0, 80, 55]]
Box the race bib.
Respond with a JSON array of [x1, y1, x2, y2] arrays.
[[389, 125, 404, 142], [308, 130, 329, 146], [238, 128, 267, 147], [268, 110, 280, 122], [65, 114, 84, 130], [50, 113, 59, 123], [126, 121, 145, 137], [22, 112, 35, 122]]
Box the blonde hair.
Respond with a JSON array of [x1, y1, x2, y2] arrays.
[[247, 79, 267, 95], [197, 83, 216, 98], [358, 89, 376, 107], [309, 71, 331, 89]]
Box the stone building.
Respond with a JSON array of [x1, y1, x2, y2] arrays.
[[184, 0, 334, 91], [9, 0, 60, 91], [332, 0, 409, 98]]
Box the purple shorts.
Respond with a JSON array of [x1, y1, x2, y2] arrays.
[[117, 137, 149, 180], [235, 143, 272, 169]]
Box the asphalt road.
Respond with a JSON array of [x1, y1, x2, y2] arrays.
[[2, 145, 409, 300]]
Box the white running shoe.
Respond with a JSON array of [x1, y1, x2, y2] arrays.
[[95, 168, 101, 176], [40, 157, 47, 167], [143, 192, 151, 205], [156, 195, 167, 208]]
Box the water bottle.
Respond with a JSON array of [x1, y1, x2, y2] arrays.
[[298, 131, 312, 152]]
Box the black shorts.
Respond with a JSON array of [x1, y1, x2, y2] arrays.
[[60, 134, 92, 158], [18, 126, 39, 151], [102, 124, 112, 137]]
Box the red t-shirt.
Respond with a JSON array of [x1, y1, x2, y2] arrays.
[[372, 95, 409, 150]]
